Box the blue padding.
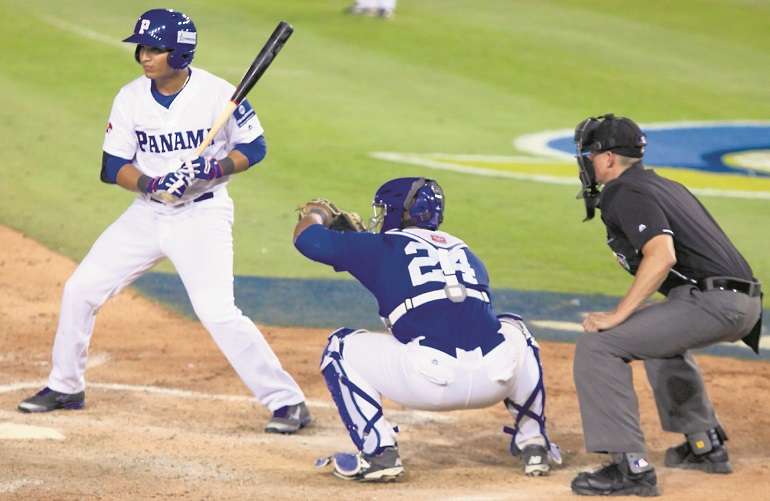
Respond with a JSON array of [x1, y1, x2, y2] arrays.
[[233, 135, 266, 167], [321, 328, 385, 454], [322, 361, 365, 451], [100, 151, 132, 184]]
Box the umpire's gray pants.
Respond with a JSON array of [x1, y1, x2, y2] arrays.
[[573, 285, 762, 453]]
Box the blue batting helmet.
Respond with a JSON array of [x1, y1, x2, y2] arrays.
[[123, 9, 197, 70], [371, 177, 445, 233]]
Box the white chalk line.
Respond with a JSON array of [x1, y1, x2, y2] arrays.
[[0, 381, 455, 424], [38, 15, 131, 51], [86, 352, 111, 369], [370, 152, 578, 186], [0, 479, 44, 495], [372, 151, 770, 200], [34, 15, 301, 79], [0, 422, 65, 440]]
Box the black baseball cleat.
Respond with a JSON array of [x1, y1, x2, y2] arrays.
[[664, 441, 732, 474], [317, 446, 404, 482], [18, 387, 85, 413], [571, 462, 660, 497], [521, 444, 551, 476], [264, 402, 312, 434]]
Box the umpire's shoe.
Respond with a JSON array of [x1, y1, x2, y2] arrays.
[[18, 387, 85, 413], [571, 455, 659, 497], [664, 427, 732, 474], [264, 402, 312, 434]]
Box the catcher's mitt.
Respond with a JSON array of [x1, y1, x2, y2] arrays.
[[297, 198, 366, 232]]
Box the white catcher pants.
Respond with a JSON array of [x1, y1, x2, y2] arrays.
[[47, 190, 305, 411], [321, 319, 547, 454]]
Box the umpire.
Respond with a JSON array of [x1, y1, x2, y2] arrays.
[[569, 114, 763, 497]]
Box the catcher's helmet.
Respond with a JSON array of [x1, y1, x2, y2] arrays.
[[371, 177, 445, 233], [123, 8, 197, 70]]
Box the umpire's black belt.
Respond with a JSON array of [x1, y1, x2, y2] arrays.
[[698, 276, 761, 297]]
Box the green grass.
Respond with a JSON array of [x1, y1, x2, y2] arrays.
[[1, 0, 768, 303]]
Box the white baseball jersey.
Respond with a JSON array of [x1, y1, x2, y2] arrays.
[[103, 66, 263, 201]]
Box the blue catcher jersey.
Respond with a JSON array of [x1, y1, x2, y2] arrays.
[[295, 225, 503, 356]]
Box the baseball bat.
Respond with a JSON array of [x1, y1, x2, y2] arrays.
[[159, 21, 294, 202]]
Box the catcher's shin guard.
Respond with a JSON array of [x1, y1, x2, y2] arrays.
[[498, 314, 562, 469], [320, 328, 396, 455]]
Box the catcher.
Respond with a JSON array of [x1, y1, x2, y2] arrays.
[[293, 177, 561, 482]]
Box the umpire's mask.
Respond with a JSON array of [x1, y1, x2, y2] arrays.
[[573, 113, 647, 221]]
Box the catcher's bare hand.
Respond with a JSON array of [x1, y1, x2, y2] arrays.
[[296, 199, 365, 232]]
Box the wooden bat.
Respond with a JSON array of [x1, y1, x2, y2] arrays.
[[159, 21, 294, 202]]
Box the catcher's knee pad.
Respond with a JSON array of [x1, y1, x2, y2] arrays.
[[321, 327, 388, 455], [498, 313, 537, 344]]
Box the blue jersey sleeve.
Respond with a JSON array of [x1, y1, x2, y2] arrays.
[[233, 135, 267, 167], [294, 225, 383, 273], [100, 151, 133, 184]]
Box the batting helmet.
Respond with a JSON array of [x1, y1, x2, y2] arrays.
[[123, 9, 197, 70], [371, 177, 445, 233]]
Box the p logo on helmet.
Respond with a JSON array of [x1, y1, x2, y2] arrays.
[[122, 8, 197, 70]]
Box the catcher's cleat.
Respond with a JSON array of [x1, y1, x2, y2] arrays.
[[664, 441, 732, 474], [264, 402, 312, 434], [18, 387, 85, 413], [521, 444, 550, 476], [316, 446, 404, 482], [571, 462, 660, 497]]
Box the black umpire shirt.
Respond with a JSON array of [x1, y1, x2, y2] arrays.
[[598, 162, 754, 296]]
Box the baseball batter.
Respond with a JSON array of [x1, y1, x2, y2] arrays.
[[293, 177, 561, 481], [18, 8, 311, 434]]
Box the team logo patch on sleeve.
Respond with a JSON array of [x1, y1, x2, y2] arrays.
[[106, 122, 113, 134], [234, 100, 256, 128]]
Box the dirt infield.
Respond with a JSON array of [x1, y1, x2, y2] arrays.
[[1, 224, 769, 500]]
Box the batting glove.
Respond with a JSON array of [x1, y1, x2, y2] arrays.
[[146, 171, 193, 199], [184, 156, 225, 181]]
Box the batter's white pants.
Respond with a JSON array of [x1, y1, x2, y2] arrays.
[[321, 319, 548, 454], [47, 191, 305, 411]]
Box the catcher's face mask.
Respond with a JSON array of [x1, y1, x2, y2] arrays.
[[573, 113, 647, 221]]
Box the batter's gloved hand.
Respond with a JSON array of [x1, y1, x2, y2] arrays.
[[146, 170, 193, 199], [297, 199, 366, 232], [181, 156, 225, 181]]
